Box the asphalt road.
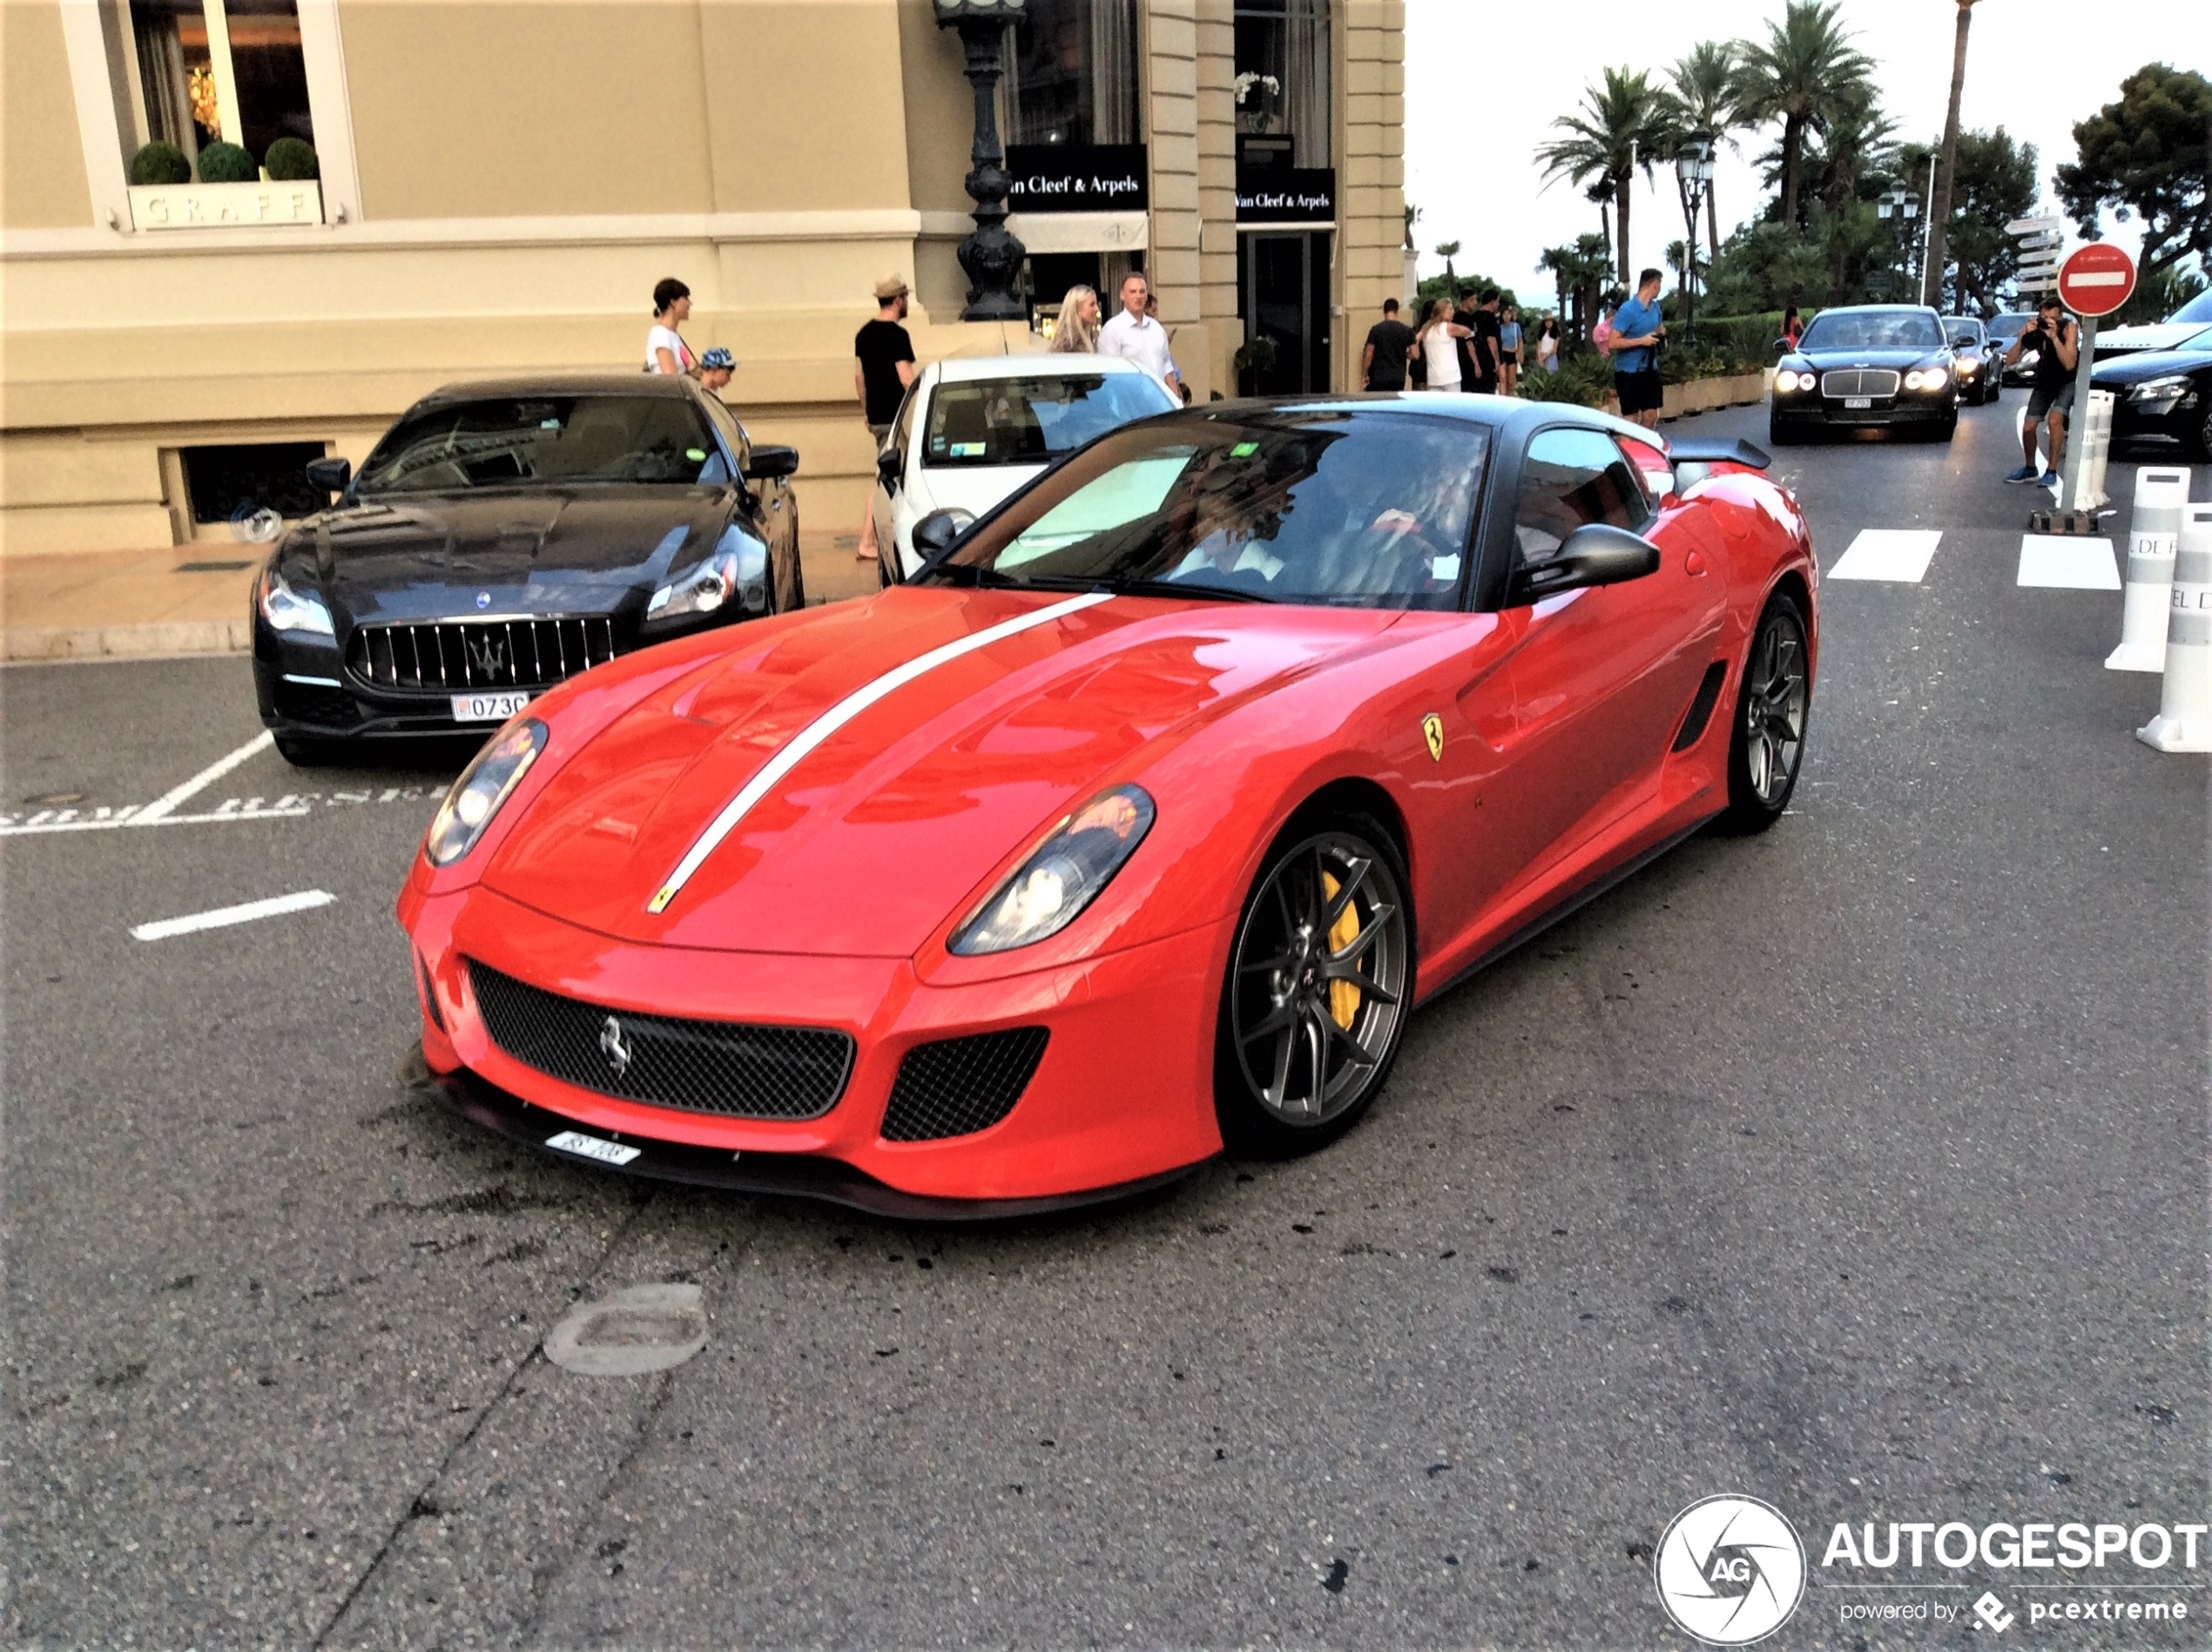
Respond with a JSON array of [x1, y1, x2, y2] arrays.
[[3, 396, 2204, 1650]]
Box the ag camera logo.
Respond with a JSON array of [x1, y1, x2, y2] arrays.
[[1656, 1494, 1807, 1645]]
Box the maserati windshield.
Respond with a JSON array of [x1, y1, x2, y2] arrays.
[[1800, 310, 1945, 351], [931, 412, 1487, 610], [354, 396, 727, 492]]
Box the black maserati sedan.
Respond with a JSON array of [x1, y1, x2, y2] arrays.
[[2093, 341, 2212, 462], [1768, 305, 1960, 444], [1942, 315, 2000, 404], [253, 375, 803, 764]]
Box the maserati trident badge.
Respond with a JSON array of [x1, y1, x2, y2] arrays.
[[1422, 713, 1445, 763], [598, 1015, 633, 1078]]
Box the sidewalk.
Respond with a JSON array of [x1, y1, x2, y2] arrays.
[[3, 532, 881, 664]]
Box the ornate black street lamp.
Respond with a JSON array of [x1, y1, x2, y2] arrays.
[[934, 0, 1028, 321], [1676, 128, 1715, 347]]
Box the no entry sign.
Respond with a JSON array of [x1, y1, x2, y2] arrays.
[[2057, 242, 2137, 317]]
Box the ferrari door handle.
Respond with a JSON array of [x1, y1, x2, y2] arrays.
[[1684, 549, 1709, 577]]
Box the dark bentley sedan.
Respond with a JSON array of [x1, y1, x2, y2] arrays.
[[1769, 306, 1959, 444], [253, 375, 803, 764]]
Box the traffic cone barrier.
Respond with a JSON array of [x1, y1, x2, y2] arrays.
[[2137, 503, 2212, 753], [2107, 467, 2190, 671]]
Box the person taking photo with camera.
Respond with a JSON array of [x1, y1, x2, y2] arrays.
[[2003, 294, 2079, 483]]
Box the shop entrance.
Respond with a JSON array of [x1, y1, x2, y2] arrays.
[[1238, 231, 1332, 395]]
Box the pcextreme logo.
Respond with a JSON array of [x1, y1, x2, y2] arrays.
[[1655, 1494, 1808, 1645]]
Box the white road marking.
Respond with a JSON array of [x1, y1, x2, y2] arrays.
[[2017, 536, 2121, 590], [0, 785, 435, 837], [130, 888, 335, 941], [1828, 529, 1943, 583], [130, 731, 274, 826]]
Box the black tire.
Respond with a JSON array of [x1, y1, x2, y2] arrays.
[[1214, 811, 1413, 1158], [2191, 405, 2212, 464], [1717, 590, 1811, 834], [273, 733, 335, 767], [1766, 420, 1797, 448]]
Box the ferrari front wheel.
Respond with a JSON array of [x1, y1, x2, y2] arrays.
[[1718, 590, 1811, 833], [1215, 816, 1412, 1156]]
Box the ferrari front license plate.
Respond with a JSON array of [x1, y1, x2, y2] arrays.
[[451, 690, 532, 722], [545, 1129, 641, 1166], [1844, 396, 1872, 409]]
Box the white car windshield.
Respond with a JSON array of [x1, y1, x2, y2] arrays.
[[921, 374, 1176, 468]]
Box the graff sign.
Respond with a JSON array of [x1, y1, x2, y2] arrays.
[[129, 181, 323, 232]]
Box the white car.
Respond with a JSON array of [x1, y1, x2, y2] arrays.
[[868, 354, 1178, 583]]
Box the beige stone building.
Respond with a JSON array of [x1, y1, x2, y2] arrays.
[[0, 0, 1405, 557]]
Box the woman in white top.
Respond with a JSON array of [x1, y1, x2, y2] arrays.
[[1413, 297, 1473, 392], [1047, 285, 1103, 353], [645, 277, 695, 375]]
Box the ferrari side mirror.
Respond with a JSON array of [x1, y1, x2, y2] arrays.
[[1506, 523, 1661, 607]]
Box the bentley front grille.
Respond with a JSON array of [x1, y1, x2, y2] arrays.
[[466, 959, 854, 1120], [347, 617, 617, 692], [1820, 369, 1901, 399]]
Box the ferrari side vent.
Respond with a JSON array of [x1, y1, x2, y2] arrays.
[[1671, 660, 1730, 753], [880, 1028, 1050, 1143], [465, 959, 853, 1120], [417, 953, 447, 1033]]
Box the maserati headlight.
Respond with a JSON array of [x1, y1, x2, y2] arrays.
[[2128, 374, 2194, 403], [647, 529, 766, 623], [950, 786, 1156, 955], [257, 565, 334, 637], [424, 718, 546, 866], [1904, 367, 1949, 393], [1957, 356, 1979, 374]]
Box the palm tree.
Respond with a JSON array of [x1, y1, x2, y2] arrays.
[[1538, 234, 1612, 343], [1733, 0, 1875, 232], [1538, 67, 1662, 291], [1661, 41, 1741, 257], [1922, 0, 1979, 307], [1434, 239, 1461, 290]]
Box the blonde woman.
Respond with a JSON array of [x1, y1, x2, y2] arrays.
[[1413, 297, 1473, 392], [1048, 284, 1103, 352]]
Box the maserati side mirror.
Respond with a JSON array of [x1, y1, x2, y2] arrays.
[[743, 445, 800, 482], [911, 509, 971, 566], [304, 455, 351, 495]]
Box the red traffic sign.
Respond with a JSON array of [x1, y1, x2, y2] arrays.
[[2057, 242, 2137, 316]]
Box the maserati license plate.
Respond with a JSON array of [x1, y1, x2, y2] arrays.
[[451, 690, 531, 722], [1844, 396, 1872, 409]]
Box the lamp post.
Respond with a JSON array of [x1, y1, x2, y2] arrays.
[[1876, 184, 1918, 299], [934, 0, 1028, 321], [1676, 129, 1715, 347]]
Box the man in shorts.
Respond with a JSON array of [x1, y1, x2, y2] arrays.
[[1608, 268, 1667, 429], [2002, 294, 2078, 482]]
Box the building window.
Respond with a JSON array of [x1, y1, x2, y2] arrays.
[[1005, 0, 1139, 148], [1234, 0, 1330, 168], [123, 1, 314, 170]]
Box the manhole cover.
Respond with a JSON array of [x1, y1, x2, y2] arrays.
[[543, 1283, 707, 1376]]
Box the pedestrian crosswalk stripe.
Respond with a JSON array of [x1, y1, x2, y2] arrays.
[[2017, 536, 2121, 590], [1828, 529, 1943, 583]]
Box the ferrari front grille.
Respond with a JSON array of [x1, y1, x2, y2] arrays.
[[465, 959, 853, 1120], [1819, 369, 1900, 399], [347, 617, 617, 693], [880, 1028, 1050, 1143]]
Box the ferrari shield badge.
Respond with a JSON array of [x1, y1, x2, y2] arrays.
[[1421, 713, 1445, 762]]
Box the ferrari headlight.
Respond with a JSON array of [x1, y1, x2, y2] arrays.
[[949, 786, 1156, 954], [257, 566, 334, 637], [2128, 374, 2194, 402], [424, 718, 546, 866], [647, 530, 766, 623], [1904, 367, 1949, 393]]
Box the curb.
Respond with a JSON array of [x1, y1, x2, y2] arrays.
[[3, 618, 253, 664]]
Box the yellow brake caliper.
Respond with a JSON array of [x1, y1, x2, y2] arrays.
[[1319, 872, 1362, 1031]]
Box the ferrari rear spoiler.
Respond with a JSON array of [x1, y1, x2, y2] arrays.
[[1665, 436, 1770, 470]]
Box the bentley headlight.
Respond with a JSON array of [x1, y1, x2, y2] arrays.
[[257, 565, 334, 636], [950, 786, 1156, 955], [647, 529, 766, 623], [1904, 367, 1949, 393], [424, 718, 546, 866], [2128, 374, 2194, 403], [1774, 369, 1809, 394]]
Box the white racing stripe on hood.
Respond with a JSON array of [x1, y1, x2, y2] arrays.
[[646, 590, 1114, 914]]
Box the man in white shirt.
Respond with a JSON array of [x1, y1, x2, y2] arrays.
[[1096, 273, 1183, 398]]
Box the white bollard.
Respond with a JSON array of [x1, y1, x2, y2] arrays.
[[2107, 467, 2191, 671], [2078, 390, 2114, 513], [2137, 502, 2212, 753]]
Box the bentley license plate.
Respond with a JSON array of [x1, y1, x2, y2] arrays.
[[1844, 396, 1872, 409], [451, 690, 531, 722]]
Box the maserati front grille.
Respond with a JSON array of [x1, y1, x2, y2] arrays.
[[347, 617, 617, 692]]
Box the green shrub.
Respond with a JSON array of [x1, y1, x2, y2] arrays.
[[264, 138, 318, 181], [130, 141, 191, 186], [1690, 312, 1806, 367], [196, 141, 256, 184], [1520, 354, 1614, 408]]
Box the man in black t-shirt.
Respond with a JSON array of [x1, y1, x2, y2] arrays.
[[1361, 298, 1416, 390], [1470, 289, 1503, 395], [854, 273, 917, 562], [1451, 292, 1481, 391]]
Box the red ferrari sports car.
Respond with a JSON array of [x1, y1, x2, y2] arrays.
[[398, 396, 1817, 1217]]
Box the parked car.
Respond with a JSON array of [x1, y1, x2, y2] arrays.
[[399, 395, 1818, 1216], [868, 355, 1177, 585], [1769, 306, 1960, 443], [2092, 340, 2212, 461], [2089, 288, 2212, 361], [1986, 311, 2040, 386], [1942, 315, 2000, 404], [253, 376, 804, 764]]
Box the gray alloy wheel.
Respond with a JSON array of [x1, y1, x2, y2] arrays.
[[1217, 820, 1412, 1153], [1720, 591, 1811, 833]]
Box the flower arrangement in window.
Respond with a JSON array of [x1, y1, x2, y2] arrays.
[[189, 65, 221, 138], [1233, 71, 1281, 134]]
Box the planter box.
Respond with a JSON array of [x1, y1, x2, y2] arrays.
[[1658, 371, 1768, 421], [129, 180, 323, 232]]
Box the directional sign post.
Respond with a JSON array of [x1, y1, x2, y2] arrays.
[[2047, 242, 2138, 525], [2007, 213, 2063, 295]]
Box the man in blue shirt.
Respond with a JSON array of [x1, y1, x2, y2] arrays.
[[1608, 267, 1669, 429]]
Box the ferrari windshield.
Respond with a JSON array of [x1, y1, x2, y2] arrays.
[[1799, 310, 1945, 351], [354, 395, 726, 492], [922, 374, 1176, 468], [930, 411, 1487, 610]]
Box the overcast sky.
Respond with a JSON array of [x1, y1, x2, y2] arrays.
[[1403, 0, 2190, 300]]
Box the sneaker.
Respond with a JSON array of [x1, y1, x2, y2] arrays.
[[2002, 464, 2040, 483]]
